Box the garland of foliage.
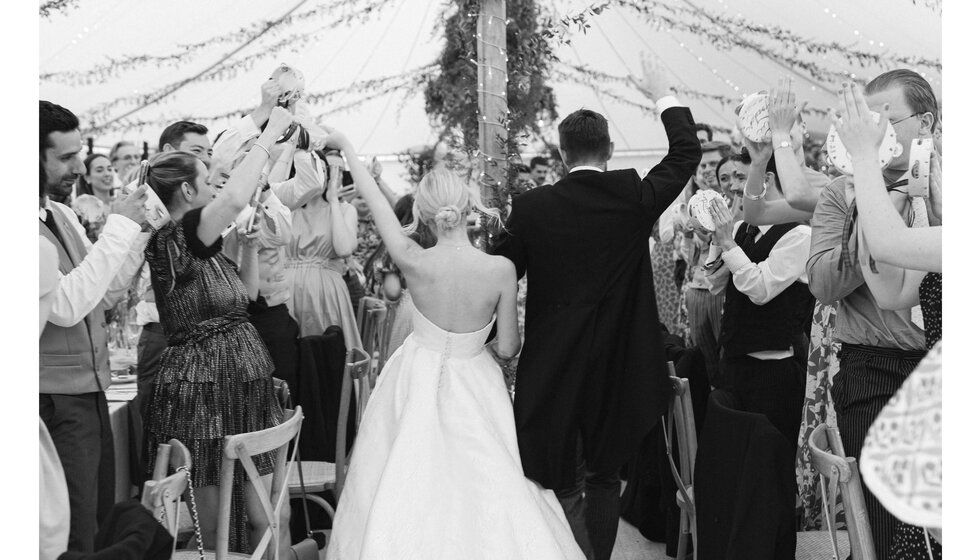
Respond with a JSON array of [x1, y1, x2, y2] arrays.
[[40, 0, 80, 19], [41, 0, 393, 86]]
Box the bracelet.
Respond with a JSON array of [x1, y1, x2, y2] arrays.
[[745, 182, 768, 201], [252, 143, 272, 159]]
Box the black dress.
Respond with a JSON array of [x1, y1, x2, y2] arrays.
[[143, 208, 283, 553], [888, 272, 942, 560]]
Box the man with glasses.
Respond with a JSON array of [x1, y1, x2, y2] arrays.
[[806, 69, 937, 558], [109, 141, 140, 186]]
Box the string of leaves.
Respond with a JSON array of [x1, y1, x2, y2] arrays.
[[40, 0, 392, 86], [40, 0, 80, 19]]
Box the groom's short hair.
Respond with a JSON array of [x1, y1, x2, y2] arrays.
[[558, 109, 610, 162]]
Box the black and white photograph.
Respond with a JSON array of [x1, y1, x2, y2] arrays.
[[33, 0, 952, 558]]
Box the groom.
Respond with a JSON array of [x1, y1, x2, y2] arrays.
[[494, 66, 700, 559]]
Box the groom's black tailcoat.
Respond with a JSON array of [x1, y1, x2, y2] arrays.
[[494, 106, 701, 489]]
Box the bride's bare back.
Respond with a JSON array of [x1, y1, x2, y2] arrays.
[[403, 245, 514, 333], [321, 135, 520, 358]]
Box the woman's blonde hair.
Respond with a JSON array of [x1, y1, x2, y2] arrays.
[[404, 168, 501, 234]]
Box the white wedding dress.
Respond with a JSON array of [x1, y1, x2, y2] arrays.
[[327, 308, 585, 559]]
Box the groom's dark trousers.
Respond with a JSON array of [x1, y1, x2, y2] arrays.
[[494, 104, 701, 560]]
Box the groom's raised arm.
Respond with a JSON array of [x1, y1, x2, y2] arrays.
[[638, 100, 701, 219]]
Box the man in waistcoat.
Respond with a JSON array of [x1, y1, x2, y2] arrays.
[[39, 100, 151, 552], [706, 154, 814, 445], [704, 155, 815, 555]]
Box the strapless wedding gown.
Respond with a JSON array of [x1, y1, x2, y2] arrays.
[[327, 309, 585, 559]]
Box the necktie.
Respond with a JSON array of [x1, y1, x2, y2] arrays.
[[43, 209, 68, 250], [741, 224, 761, 252]]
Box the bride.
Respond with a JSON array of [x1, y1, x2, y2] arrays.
[[323, 128, 585, 560]]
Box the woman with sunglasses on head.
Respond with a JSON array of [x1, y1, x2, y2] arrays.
[[141, 107, 295, 557]]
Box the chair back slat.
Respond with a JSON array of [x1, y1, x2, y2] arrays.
[[141, 470, 189, 537], [215, 407, 303, 560], [665, 369, 697, 487], [337, 348, 371, 499], [221, 405, 304, 459], [144, 437, 193, 540], [807, 424, 877, 560]]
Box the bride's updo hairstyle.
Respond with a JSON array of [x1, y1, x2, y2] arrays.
[[145, 151, 201, 210], [405, 168, 501, 235]]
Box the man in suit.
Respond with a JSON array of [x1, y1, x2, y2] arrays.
[[39, 100, 150, 552], [494, 63, 701, 559]]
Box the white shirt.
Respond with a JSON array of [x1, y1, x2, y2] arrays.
[[40, 200, 150, 328], [706, 221, 811, 360]]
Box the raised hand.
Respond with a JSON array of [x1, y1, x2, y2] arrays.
[[743, 136, 774, 165], [260, 79, 284, 111], [320, 124, 351, 152], [630, 51, 672, 102], [264, 106, 294, 139], [768, 76, 807, 136], [111, 183, 149, 226], [928, 151, 942, 224], [325, 163, 342, 203], [369, 156, 384, 179], [835, 82, 888, 161]]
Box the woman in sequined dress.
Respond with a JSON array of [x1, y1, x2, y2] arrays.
[[142, 108, 294, 556]]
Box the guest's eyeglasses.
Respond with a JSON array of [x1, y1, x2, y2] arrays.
[[889, 113, 923, 126]]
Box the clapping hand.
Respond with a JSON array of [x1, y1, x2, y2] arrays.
[[743, 135, 774, 166], [630, 51, 672, 103], [707, 197, 736, 251], [768, 76, 807, 136], [834, 82, 888, 162]]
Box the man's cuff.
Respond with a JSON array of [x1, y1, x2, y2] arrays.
[[721, 245, 751, 272], [103, 214, 142, 236], [261, 191, 286, 216], [656, 95, 681, 115]]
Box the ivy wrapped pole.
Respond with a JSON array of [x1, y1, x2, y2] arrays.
[[476, 0, 508, 249]]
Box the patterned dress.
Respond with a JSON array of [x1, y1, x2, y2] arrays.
[[143, 207, 284, 553], [796, 302, 843, 529], [650, 226, 681, 334]]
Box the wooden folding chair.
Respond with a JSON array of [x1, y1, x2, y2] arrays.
[[170, 407, 304, 560], [795, 424, 876, 560], [285, 348, 371, 540], [142, 438, 192, 540], [663, 364, 698, 560]]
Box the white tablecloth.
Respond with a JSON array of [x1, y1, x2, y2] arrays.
[[106, 381, 137, 502]]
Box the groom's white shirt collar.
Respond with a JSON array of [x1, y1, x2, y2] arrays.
[[568, 165, 604, 174]]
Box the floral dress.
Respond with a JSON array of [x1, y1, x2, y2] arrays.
[[796, 302, 843, 529]]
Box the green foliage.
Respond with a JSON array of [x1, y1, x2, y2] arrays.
[[422, 0, 558, 206]]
